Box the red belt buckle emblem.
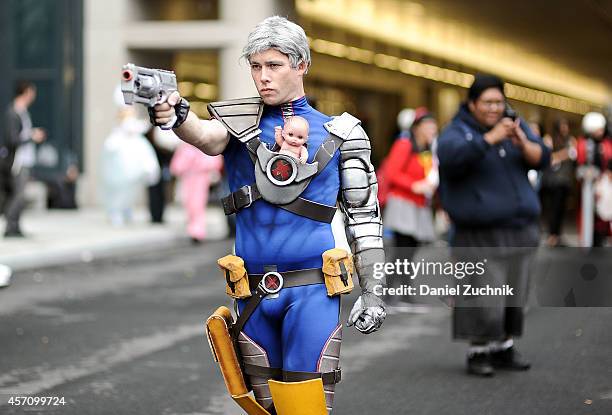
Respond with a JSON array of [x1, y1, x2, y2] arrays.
[[260, 272, 284, 294]]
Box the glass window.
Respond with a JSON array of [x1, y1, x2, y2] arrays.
[[174, 51, 219, 119], [28, 79, 55, 145], [13, 0, 56, 69]]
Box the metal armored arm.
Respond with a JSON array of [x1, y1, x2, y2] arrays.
[[326, 113, 385, 309]]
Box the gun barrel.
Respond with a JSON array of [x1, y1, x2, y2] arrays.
[[121, 63, 177, 107]]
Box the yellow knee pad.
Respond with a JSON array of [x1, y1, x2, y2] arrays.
[[268, 378, 328, 415]]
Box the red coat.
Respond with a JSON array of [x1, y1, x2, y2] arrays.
[[576, 136, 612, 169], [378, 138, 432, 208]]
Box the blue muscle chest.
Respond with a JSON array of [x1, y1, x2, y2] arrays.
[[223, 98, 339, 274]]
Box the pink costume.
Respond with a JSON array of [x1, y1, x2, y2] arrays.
[[170, 143, 223, 241]]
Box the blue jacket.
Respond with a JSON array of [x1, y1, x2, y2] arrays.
[[437, 104, 551, 228]]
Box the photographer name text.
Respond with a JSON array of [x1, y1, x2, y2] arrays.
[[374, 284, 515, 297]]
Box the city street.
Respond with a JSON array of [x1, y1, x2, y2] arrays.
[[0, 242, 610, 415], [1, 2, 610, 415]]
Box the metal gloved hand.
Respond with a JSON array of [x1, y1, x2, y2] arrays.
[[347, 294, 386, 334]]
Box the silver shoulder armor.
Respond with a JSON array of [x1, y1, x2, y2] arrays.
[[326, 113, 385, 306], [207, 97, 264, 142]]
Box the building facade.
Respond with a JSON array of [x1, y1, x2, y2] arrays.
[[2, 0, 610, 205]]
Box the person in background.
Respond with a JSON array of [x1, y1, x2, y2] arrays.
[[170, 141, 223, 243], [526, 121, 547, 190], [100, 90, 160, 226], [539, 118, 576, 247], [576, 112, 612, 247], [437, 74, 550, 377], [382, 107, 438, 312], [1, 81, 46, 237], [38, 150, 80, 209], [376, 108, 415, 209], [146, 127, 179, 224], [594, 159, 612, 241]]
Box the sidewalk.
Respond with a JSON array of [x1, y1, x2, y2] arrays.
[[0, 205, 229, 272], [0, 203, 587, 274]]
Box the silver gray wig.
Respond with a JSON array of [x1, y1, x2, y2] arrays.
[[241, 16, 311, 72]]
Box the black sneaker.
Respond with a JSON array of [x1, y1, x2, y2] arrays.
[[4, 229, 25, 238], [491, 347, 531, 371], [467, 352, 494, 377]]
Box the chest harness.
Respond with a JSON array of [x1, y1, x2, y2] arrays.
[[209, 97, 343, 224]]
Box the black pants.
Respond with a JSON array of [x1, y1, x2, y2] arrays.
[[45, 177, 77, 209], [4, 167, 29, 233], [452, 224, 539, 342], [0, 173, 9, 215], [454, 306, 525, 343], [544, 184, 570, 236], [386, 232, 420, 304], [148, 179, 166, 223]]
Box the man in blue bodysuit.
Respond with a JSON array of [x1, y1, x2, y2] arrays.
[[151, 16, 386, 414]]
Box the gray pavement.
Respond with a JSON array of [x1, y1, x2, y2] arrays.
[[0, 244, 610, 414], [0, 206, 610, 414], [0, 205, 229, 271]]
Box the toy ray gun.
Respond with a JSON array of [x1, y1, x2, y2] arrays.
[[120, 63, 177, 107]]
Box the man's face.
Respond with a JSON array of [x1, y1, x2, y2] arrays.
[[24, 86, 37, 107], [249, 49, 306, 106], [468, 88, 505, 128], [283, 119, 308, 146], [559, 120, 570, 137]]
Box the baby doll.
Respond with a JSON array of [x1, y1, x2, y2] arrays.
[[274, 116, 309, 164]]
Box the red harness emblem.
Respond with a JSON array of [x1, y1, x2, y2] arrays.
[[270, 158, 293, 182]]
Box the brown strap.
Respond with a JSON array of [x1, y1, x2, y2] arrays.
[[222, 184, 336, 223], [339, 262, 349, 287], [279, 197, 336, 223], [222, 184, 262, 215], [225, 270, 235, 293], [221, 133, 342, 220], [243, 363, 282, 380], [282, 369, 342, 385], [232, 268, 324, 341], [232, 285, 267, 341], [242, 365, 341, 385]]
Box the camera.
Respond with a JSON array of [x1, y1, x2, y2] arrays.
[[504, 104, 517, 121]]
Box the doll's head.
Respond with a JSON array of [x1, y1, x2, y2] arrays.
[[282, 116, 309, 147]]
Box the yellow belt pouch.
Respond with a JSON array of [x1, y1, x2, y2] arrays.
[[322, 248, 355, 296], [218, 255, 251, 299]]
